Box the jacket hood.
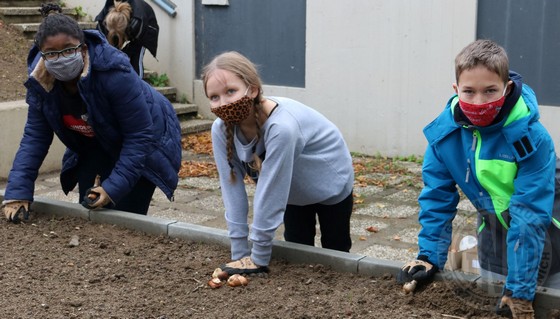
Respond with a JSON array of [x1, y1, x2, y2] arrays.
[[508, 71, 523, 101], [424, 71, 540, 146], [26, 30, 132, 93]]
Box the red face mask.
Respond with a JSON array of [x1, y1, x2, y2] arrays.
[[458, 87, 507, 127]]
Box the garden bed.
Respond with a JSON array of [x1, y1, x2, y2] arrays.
[[0, 211, 509, 318]]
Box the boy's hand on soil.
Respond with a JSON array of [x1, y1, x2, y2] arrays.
[[2, 200, 30, 223], [498, 296, 534, 319], [397, 258, 438, 284]]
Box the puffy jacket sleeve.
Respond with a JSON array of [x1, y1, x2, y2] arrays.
[[506, 130, 555, 300], [417, 143, 460, 268]]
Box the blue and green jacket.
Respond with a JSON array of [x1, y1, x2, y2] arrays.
[[418, 72, 557, 300]]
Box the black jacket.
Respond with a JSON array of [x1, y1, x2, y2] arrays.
[[95, 0, 159, 57]]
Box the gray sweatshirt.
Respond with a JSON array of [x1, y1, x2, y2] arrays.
[[211, 97, 354, 266]]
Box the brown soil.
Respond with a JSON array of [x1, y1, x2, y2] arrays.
[[0, 211, 507, 319], [0, 21, 29, 102]]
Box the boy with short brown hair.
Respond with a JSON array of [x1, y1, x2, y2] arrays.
[[398, 39, 560, 318]]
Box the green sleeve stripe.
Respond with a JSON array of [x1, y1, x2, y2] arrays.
[[496, 211, 510, 230], [553, 217, 560, 230], [478, 218, 486, 234]]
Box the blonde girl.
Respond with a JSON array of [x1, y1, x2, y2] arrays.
[[202, 51, 354, 274]]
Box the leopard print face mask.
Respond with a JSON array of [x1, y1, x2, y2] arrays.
[[211, 95, 254, 124]]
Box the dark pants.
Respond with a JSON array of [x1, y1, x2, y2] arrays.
[[122, 41, 145, 78], [76, 146, 156, 215], [478, 157, 560, 284], [283, 191, 353, 252]]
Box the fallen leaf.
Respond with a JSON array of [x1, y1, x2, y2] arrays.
[[359, 236, 367, 241], [178, 161, 218, 178], [366, 226, 379, 233], [181, 131, 213, 155]]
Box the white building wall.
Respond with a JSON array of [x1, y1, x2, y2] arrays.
[[65, 0, 195, 103], [69, 0, 560, 157], [194, 0, 479, 156], [302, 0, 477, 156], [0, 101, 66, 176], [5, 1, 560, 179]]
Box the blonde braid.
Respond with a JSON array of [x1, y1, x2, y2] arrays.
[[251, 100, 263, 172], [225, 122, 236, 183]]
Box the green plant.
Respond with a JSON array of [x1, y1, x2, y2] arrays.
[[350, 151, 364, 157], [74, 6, 87, 18], [57, 0, 66, 7], [394, 154, 424, 164], [374, 151, 385, 160], [179, 93, 189, 104], [147, 73, 169, 87]]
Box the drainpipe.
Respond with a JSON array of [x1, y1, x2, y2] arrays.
[[150, 0, 177, 17]]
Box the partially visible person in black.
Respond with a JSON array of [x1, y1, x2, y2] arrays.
[[95, 0, 159, 77]]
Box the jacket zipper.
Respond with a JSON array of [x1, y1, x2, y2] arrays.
[[465, 130, 478, 183]]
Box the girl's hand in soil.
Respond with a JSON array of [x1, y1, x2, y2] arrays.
[[81, 186, 113, 209], [2, 200, 30, 223], [81, 175, 113, 210]]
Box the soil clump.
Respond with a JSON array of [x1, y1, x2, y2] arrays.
[[0, 21, 29, 102]]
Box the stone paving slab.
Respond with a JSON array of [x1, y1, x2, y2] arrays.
[[0, 174, 421, 263]]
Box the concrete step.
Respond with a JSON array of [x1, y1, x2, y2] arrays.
[[172, 103, 198, 116], [0, 7, 77, 23], [180, 118, 213, 135], [0, 0, 44, 7], [11, 21, 97, 39], [154, 86, 176, 102], [143, 69, 157, 81]]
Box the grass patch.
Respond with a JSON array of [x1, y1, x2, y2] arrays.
[[146, 73, 169, 87]]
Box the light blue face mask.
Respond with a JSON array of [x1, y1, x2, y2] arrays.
[[44, 53, 84, 82]]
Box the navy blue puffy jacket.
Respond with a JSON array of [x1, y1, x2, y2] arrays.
[[4, 30, 181, 204]]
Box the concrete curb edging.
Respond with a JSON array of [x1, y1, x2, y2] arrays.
[[169, 222, 230, 247], [2, 193, 560, 317], [271, 240, 365, 273]]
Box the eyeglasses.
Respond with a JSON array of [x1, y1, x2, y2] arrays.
[[41, 43, 82, 61]]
